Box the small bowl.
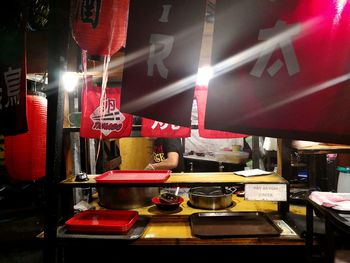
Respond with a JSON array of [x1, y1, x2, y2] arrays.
[[159, 192, 179, 204], [152, 196, 184, 210]]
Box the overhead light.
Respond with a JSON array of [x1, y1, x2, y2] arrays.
[[196, 66, 213, 86], [62, 72, 79, 92]]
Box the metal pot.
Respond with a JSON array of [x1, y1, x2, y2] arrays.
[[188, 186, 235, 210], [97, 187, 160, 209]]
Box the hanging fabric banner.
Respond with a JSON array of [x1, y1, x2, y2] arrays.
[[195, 86, 246, 139], [80, 77, 133, 139], [120, 0, 207, 127], [0, 27, 27, 135], [141, 117, 190, 138], [206, 0, 350, 144]]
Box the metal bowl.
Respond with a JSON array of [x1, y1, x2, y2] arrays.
[[97, 187, 160, 209], [188, 186, 235, 210]]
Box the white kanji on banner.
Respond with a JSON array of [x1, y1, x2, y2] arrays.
[[250, 20, 300, 78], [151, 121, 180, 130], [141, 118, 190, 138]]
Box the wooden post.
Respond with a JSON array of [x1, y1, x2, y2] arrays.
[[277, 138, 291, 215], [252, 136, 260, 169], [44, 0, 70, 262]]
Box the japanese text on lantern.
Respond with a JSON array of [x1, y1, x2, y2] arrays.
[[0, 67, 21, 110], [80, 0, 101, 29], [147, 5, 174, 79]]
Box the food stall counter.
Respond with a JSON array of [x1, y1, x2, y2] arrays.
[[60, 172, 288, 187], [81, 194, 306, 245]]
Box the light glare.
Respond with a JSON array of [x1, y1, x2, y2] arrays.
[[334, 0, 348, 24], [196, 66, 213, 86], [62, 72, 79, 92]]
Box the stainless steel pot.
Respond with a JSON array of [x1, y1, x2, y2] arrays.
[[188, 186, 235, 210], [97, 187, 160, 209]]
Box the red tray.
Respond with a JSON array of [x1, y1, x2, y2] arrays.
[[95, 170, 171, 183], [65, 210, 139, 234]]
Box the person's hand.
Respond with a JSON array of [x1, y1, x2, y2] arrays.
[[144, 163, 155, 170]]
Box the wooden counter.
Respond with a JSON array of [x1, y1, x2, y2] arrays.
[[60, 172, 290, 221], [293, 143, 350, 155], [133, 195, 303, 216], [56, 213, 305, 247], [60, 172, 288, 187], [132, 215, 304, 246], [56, 194, 306, 247], [131, 196, 305, 245], [56, 172, 304, 248]]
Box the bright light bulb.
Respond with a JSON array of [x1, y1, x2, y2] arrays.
[[62, 72, 79, 92], [196, 66, 213, 86]]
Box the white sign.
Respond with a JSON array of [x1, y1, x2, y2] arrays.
[[245, 184, 287, 201]]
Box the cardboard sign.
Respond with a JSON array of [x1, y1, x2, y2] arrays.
[[141, 117, 190, 138], [121, 0, 207, 127], [206, 0, 350, 144], [245, 184, 287, 201]]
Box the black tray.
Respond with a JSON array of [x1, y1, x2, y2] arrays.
[[190, 212, 282, 238], [57, 216, 149, 240]]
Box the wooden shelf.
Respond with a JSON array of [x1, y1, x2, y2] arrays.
[[293, 143, 350, 154], [60, 172, 288, 188]]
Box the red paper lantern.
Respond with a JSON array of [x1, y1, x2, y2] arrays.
[[71, 0, 129, 58], [4, 92, 47, 181]]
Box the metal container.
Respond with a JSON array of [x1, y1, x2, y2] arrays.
[[97, 187, 160, 209], [188, 186, 235, 210]]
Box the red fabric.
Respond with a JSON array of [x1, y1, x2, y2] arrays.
[[120, 0, 207, 127], [206, 0, 350, 144], [80, 77, 133, 139], [141, 118, 190, 138], [0, 27, 27, 135], [71, 0, 129, 57], [195, 86, 247, 138]]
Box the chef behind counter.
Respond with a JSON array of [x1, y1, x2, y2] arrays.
[[144, 138, 184, 173]]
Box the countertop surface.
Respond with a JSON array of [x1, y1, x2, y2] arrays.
[[61, 172, 288, 187], [65, 194, 307, 245], [57, 172, 303, 246]]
